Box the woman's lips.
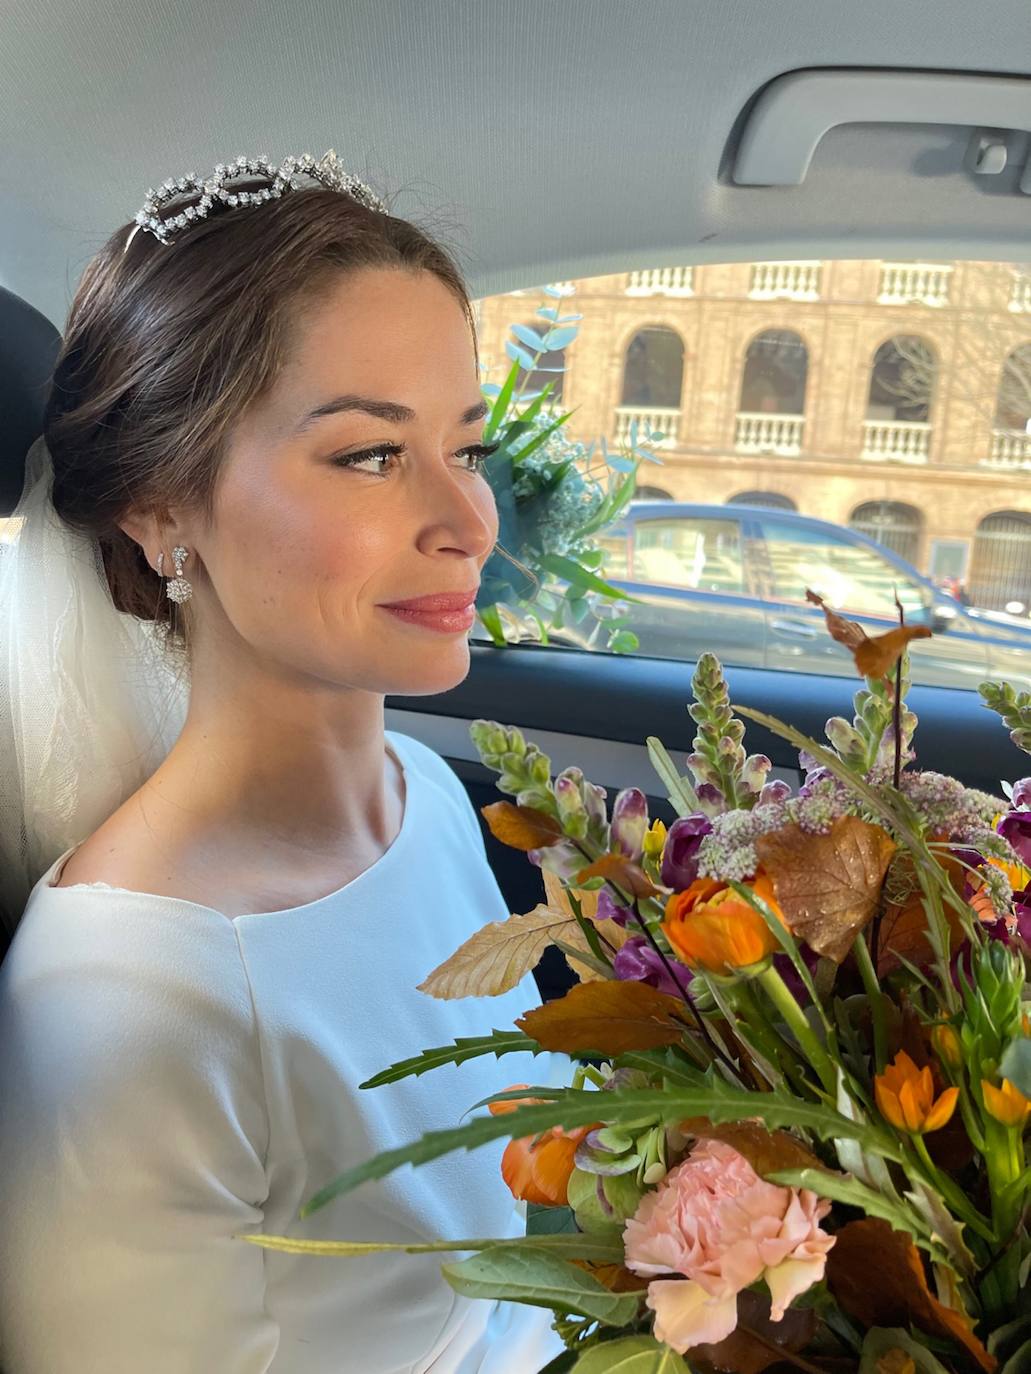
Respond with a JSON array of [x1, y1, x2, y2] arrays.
[[380, 603, 477, 633]]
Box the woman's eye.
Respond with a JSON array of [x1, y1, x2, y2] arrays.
[[331, 440, 500, 475]]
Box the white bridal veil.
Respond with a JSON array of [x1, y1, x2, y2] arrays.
[[0, 434, 189, 933]]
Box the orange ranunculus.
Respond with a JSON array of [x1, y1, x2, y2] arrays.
[[981, 1077, 1031, 1128], [661, 873, 787, 975], [874, 1051, 959, 1134], [488, 1084, 600, 1206]]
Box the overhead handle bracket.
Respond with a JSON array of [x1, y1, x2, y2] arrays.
[[732, 68, 1031, 190]]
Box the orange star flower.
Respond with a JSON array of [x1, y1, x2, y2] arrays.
[[875, 1051, 959, 1134]]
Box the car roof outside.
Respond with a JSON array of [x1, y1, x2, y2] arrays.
[[608, 500, 939, 591]]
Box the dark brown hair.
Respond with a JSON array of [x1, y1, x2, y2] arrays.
[[43, 180, 480, 660]]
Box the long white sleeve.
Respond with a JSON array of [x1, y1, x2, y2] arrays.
[[0, 898, 280, 1373]]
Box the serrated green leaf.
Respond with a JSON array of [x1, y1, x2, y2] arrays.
[[572, 1335, 691, 1372], [441, 1246, 641, 1326], [299, 1082, 896, 1218], [359, 1029, 545, 1089], [769, 1166, 948, 1263]]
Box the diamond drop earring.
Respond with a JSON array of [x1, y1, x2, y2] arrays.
[[158, 545, 193, 604]]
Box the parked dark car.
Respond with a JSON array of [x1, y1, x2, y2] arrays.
[[576, 501, 1031, 690]]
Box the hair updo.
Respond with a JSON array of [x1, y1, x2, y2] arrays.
[[43, 176, 480, 659]]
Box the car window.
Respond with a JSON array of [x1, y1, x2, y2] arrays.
[[757, 517, 928, 619], [472, 259, 1031, 690], [631, 518, 745, 593]]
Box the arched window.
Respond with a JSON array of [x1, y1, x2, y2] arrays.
[[994, 343, 1031, 432], [867, 336, 936, 423], [739, 330, 808, 415], [513, 319, 567, 403], [727, 490, 797, 511], [634, 484, 675, 501], [620, 328, 685, 408], [849, 501, 924, 566], [970, 511, 1031, 611]]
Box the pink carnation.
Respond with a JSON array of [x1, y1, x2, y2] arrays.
[[623, 1138, 835, 1351]]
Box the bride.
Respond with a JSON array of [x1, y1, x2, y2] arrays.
[[0, 152, 566, 1372]]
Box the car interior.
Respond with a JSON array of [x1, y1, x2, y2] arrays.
[[1, 0, 1030, 1006]]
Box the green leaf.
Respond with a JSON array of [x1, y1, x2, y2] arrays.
[[441, 1246, 641, 1326], [358, 1029, 545, 1089], [476, 601, 508, 646], [298, 1081, 895, 1218], [527, 1203, 580, 1236], [1000, 1037, 1031, 1098], [483, 360, 520, 442], [645, 735, 700, 818], [769, 1166, 948, 1264], [538, 553, 647, 603], [239, 1230, 626, 1263], [859, 1326, 956, 1374], [572, 1335, 691, 1372]]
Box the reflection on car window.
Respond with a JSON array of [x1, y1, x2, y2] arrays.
[[473, 259, 1031, 690], [632, 518, 744, 594], [757, 518, 926, 619]]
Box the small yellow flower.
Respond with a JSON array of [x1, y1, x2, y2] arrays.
[[874, 1051, 959, 1134], [642, 818, 667, 859], [931, 1023, 962, 1071], [981, 1077, 1031, 1128]]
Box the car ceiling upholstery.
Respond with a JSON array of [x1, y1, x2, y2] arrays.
[[3, 0, 1031, 330]]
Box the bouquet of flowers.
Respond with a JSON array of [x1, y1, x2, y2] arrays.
[[246, 599, 1031, 1374], [474, 282, 665, 656]]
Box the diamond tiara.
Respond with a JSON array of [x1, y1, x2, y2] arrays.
[[123, 149, 387, 252]]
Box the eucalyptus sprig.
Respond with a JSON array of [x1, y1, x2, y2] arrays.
[[474, 283, 667, 655]]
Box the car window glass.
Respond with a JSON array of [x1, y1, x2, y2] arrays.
[[631, 518, 744, 593], [471, 259, 1031, 689], [759, 518, 927, 618]]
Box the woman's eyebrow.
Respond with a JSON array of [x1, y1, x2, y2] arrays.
[[292, 395, 489, 437]]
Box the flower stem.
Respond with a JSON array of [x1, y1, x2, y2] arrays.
[[911, 1132, 995, 1243], [853, 929, 887, 1074], [757, 965, 837, 1095]]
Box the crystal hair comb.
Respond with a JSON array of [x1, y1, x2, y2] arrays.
[[123, 149, 387, 251]]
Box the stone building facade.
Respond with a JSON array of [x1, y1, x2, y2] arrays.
[[474, 260, 1031, 608]]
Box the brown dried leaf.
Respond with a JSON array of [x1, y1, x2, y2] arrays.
[[756, 815, 897, 963], [687, 1289, 818, 1374], [418, 903, 576, 999], [677, 1118, 825, 1179], [570, 1259, 648, 1293], [854, 624, 933, 681], [805, 587, 932, 683], [481, 801, 566, 851], [516, 978, 687, 1054], [574, 851, 665, 901], [826, 1218, 995, 1373], [541, 870, 632, 985], [878, 852, 968, 977]]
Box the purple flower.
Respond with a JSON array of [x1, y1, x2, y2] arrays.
[[1012, 778, 1031, 809], [773, 946, 821, 1003], [998, 811, 1031, 867], [611, 788, 649, 864], [595, 888, 633, 927], [660, 813, 713, 890], [982, 885, 1031, 946], [759, 778, 792, 806], [613, 936, 693, 998]]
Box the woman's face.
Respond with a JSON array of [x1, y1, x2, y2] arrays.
[[192, 267, 498, 698]]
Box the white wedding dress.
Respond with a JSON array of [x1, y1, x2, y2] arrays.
[[0, 728, 568, 1373]]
